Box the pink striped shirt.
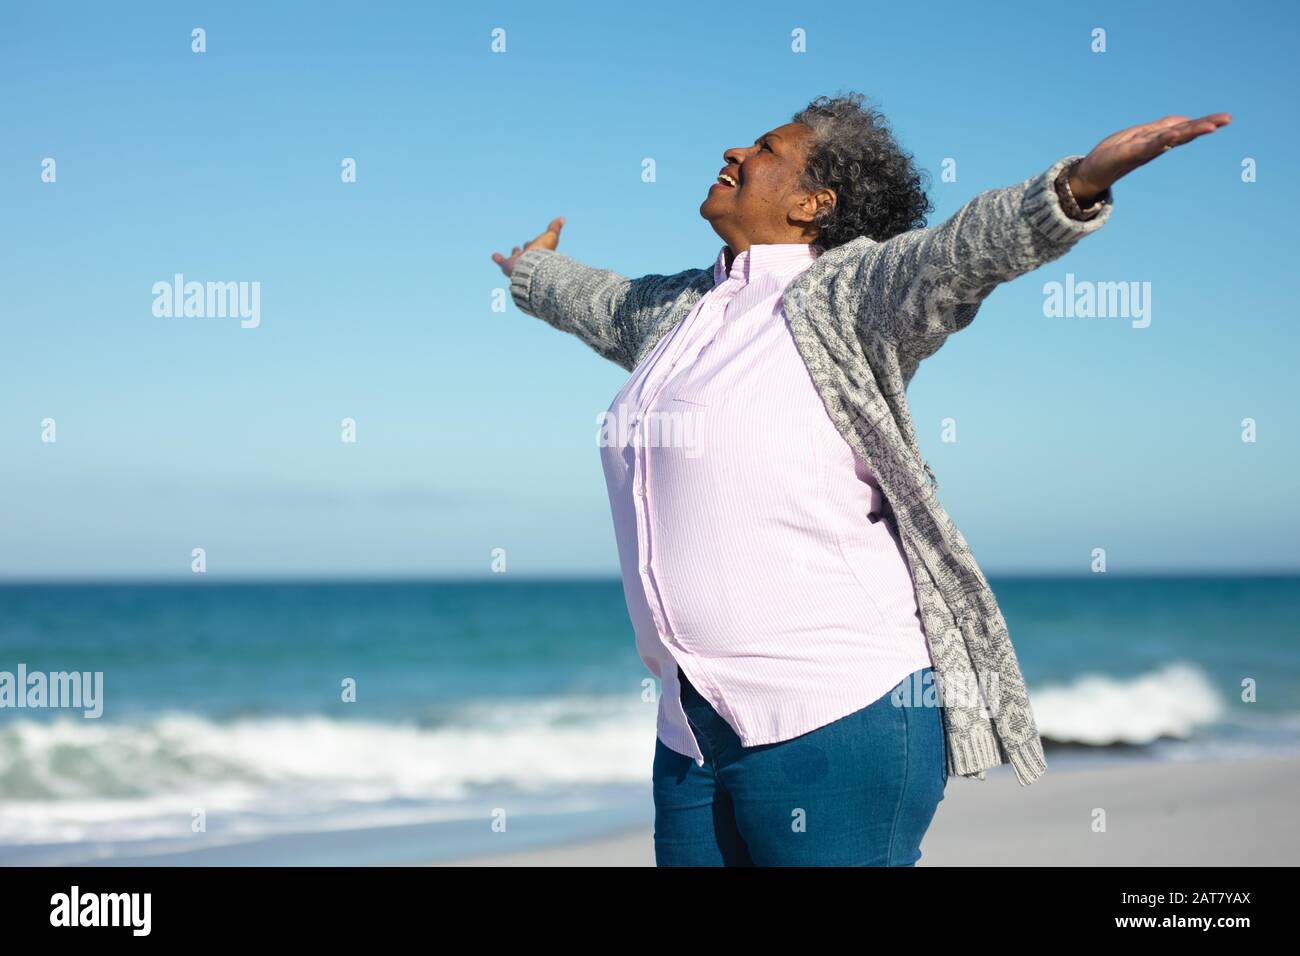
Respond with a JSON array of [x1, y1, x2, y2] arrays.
[[599, 242, 935, 766]]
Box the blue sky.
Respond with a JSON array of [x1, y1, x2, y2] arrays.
[[1, 0, 1296, 579]]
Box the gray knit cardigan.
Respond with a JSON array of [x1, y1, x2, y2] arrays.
[[509, 154, 1114, 785]]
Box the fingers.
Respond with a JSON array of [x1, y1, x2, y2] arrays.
[[1144, 112, 1229, 134], [1113, 112, 1226, 148], [536, 217, 565, 244], [1135, 112, 1231, 148], [1166, 115, 1227, 142], [1148, 115, 1227, 155], [490, 247, 521, 274], [538, 217, 564, 244], [1108, 115, 1189, 144], [1169, 113, 1229, 135], [493, 219, 565, 270], [522, 217, 566, 252], [1143, 115, 1191, 134]]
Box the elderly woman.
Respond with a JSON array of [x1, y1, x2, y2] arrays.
[[492, 92, 1228, 867]]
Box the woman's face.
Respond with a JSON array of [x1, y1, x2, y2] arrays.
[[699, 121, 827, 250]]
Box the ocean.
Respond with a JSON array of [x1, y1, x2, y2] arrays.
[[1, 576, 1297, 865]]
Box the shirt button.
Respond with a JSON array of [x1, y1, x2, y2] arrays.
[[640, 563, 650, 574], [635, 484, 646, 496]]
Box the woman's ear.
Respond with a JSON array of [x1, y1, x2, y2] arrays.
[[792, 187, 835, 225]]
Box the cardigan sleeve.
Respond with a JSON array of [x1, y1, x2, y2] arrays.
[[509, 248, 710, 372], [850, 154, 1114, 354]]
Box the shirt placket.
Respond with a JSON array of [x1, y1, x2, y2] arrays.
[[629, 280, 736, 650]]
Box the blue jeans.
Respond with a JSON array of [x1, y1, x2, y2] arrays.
[[653, 665, 948, 866]]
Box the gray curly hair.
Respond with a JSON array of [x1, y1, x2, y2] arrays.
[[792, 91, 934, 250]]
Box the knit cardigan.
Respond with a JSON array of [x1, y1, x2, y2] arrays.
[[508, 153, 1115, 785]]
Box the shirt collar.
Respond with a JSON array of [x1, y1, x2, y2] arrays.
[[712, 243, 820, 288]]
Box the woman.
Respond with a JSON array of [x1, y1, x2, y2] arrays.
[[492, 93, 1228, 866]]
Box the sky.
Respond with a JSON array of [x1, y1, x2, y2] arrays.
[[1, 0, 1296, 579]]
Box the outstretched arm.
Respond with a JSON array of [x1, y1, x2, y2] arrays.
[[493, 218, 710, 372], [851, 113, 1229, 351]]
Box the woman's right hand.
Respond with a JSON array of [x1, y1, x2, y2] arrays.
[[491, 217, 565, 277]]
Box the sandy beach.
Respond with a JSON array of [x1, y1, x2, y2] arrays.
[[421, 753, 1300, 866]]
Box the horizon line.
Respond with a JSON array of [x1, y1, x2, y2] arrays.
[[0, 569, 1297, 586]]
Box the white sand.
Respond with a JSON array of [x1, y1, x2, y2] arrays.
[[423, 754, 1300, 866]]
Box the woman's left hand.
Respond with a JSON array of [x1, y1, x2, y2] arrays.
[[1069, 112, 1232, 204]]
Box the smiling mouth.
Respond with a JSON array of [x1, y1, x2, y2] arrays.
[[713, 172, 738, 190]]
